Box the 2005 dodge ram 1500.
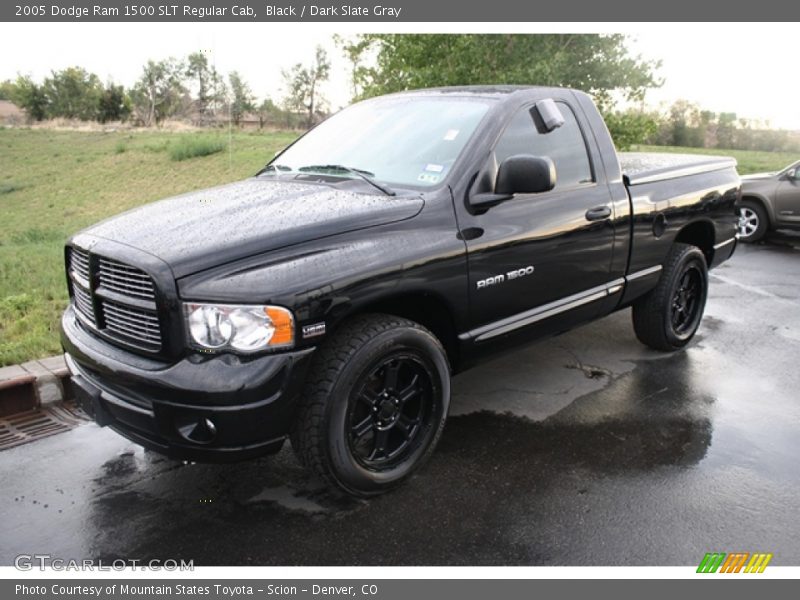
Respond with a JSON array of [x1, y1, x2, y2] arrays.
[[61, 86, 740, 495]]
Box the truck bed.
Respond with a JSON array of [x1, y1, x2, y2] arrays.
[[620, 152, 737, 186]]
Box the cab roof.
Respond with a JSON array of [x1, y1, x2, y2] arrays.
[[385, 85, 582, 102]]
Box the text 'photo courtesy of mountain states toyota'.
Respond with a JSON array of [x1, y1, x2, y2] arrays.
[[60, 86, 740, 496]]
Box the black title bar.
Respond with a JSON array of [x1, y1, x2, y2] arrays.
[[2, 0, 797, 22]]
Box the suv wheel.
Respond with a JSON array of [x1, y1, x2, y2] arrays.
[[291, 314, 450, 496], [632, 243, 708, 352], [738, 200, 768, 242]]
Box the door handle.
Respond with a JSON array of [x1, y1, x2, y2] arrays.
[[585, 206, 612, 221]]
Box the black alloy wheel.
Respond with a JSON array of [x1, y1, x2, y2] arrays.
[[670, 266, 703, 335], [347, 353, 435, 470]]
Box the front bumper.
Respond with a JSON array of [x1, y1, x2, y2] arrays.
[[61, 305, 315, 462]]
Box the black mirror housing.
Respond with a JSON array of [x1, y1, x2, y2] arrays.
[[468, 155, 557, 212], [496, 155, 557, 196]]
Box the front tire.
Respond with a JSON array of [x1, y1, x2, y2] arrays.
[[632, 243, 709, 352], [738, 200, 768, 243], [290, 314, 450, 497]]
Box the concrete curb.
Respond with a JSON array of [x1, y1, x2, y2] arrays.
[[0, 355, 72, 418]]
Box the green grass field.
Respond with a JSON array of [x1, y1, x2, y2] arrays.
[[0, 129, 796, 366], [0, 127, 297, 366]]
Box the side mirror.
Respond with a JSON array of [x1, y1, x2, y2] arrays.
[[787, 168, 798, 180], [534, 99, 565, 132], [469, 155, 557, 210], [496, 155, 557, 195]]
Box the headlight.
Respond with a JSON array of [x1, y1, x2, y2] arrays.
[[184, 303, 294, 353]]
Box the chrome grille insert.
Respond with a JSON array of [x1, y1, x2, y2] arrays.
[[102, 301, 162, 347], [69, 247, 91, 286], [98, 258, 156, 300], [72, 284, 96, 326]]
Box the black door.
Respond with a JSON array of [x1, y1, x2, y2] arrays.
[[458, 101, 618, 340]]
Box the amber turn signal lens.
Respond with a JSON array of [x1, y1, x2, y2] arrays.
[[266, 306, 294, 346]]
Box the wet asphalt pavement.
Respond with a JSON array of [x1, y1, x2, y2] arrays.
[[2, 232, 800, 566]]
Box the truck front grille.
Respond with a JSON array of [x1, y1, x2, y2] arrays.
[[67, 246, 163, 353]]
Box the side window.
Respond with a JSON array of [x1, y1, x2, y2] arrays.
[[494, 102, 594, 189]]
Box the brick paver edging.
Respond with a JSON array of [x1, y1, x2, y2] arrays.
[[0, 355, 71, 417]]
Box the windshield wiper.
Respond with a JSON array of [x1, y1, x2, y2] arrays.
[[297, 164, 396, 196]]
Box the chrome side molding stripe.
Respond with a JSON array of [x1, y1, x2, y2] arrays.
[[462, 263, 668, 343], [626, 265, 663, 281], [713, 237, 736, 250], [464, 278, 625, 342]]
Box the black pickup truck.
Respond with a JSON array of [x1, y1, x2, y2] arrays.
[[61, 86, 740, 496]]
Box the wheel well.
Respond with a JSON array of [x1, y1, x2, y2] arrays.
[[355, 293, 460, 370], [674, 220, 715, 265]]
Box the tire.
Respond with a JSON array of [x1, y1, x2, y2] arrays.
[[738, 200, 768, 243], [632, 243, 709, 352], [290, 314, 450, 497]]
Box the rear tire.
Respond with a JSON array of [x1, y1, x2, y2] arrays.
[[632, 243, 708, 352], [738, 200, 768, 243], [290, 314, 450, 497]]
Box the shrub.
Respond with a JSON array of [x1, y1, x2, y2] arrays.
[[169, 136, 226, 161]]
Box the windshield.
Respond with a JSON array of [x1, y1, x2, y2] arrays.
[[266, 96, 491, 188]]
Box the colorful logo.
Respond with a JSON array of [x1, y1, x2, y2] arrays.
[[697, 552, 773, 573]]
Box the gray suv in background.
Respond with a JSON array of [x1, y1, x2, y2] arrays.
[[738, 160, 800, 242]]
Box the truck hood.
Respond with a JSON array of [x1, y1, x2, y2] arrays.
[[83, 178, 424, 278]]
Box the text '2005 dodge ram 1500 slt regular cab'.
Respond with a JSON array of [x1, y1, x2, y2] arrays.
[[61, 86, 740, 496]]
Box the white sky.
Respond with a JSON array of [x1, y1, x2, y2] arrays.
[[0, 22, 797, 129]]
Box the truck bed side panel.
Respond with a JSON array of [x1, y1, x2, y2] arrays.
[[621, 166, 740, 305]]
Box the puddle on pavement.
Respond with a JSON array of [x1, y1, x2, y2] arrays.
[[246, 485, 328, 513]]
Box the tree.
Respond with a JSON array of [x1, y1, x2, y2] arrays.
[[130, 58, 186, 126], [185, 52, 226, 124], [257, 97, 299, 129], [697, 110, 715, 147], [42, 67, 103, 120], [228, 71, 255, 126], [9, 75, 48, 121], [97, 83, 131, 123], [0, 79, 15, 101], [603, 109, 659, 151], [334, 34, 371, 99], [715, 112, 738, 150], [665, 100, 703, 147], [282, 46, 331, 128], [342, 34, 660, 107]]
